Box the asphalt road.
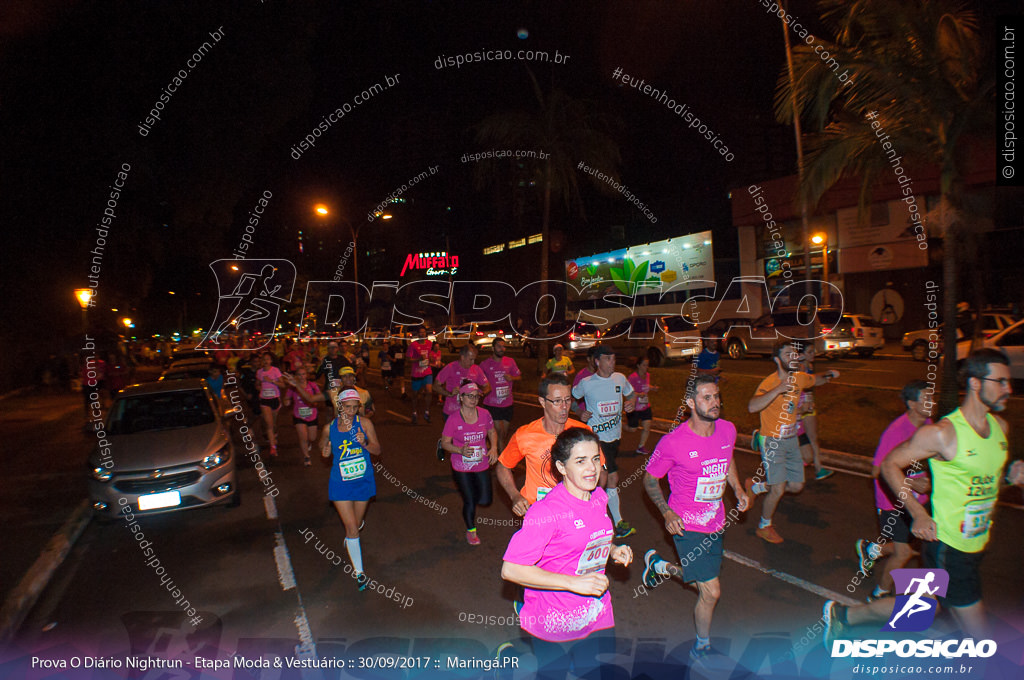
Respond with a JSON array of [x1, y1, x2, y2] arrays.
[[2, 361, 1022, 680]]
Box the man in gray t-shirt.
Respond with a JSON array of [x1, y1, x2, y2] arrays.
[[572, 345, 637, 537]]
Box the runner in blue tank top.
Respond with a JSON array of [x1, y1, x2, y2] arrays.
[[320, 388, 382, 590]]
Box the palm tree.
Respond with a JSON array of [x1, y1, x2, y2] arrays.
[[474, 69, 621, 371], [774, 0, 994, 415]]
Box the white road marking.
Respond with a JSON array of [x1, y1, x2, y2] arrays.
[[269, 505, 318, 659], [386, 410, 412, 422], [724, 550, 861, 607], [293, 607, 317, 659], [273, 531, 297, 591]]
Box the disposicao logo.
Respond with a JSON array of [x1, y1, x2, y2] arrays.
[[831, 568, 998, 659], [884, 568, 948, 632]]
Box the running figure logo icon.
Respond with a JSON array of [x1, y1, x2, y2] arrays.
[[883, 569, 949, 632], [198, 259, 296, 350]]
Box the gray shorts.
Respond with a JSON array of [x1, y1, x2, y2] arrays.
[[761, 435, 804, 485]]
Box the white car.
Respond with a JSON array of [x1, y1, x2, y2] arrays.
[[842, 314, 885, 357], [89, 379, 239, 517], [956, 319, 1024, 381], [902, 312, 1017, 361]]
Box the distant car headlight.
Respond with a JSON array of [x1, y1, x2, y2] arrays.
[[92, 466, 113, 482], [201, 446, 229, 470]]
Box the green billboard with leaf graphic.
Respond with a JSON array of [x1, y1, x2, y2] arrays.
[[564, 231, 715, 302]]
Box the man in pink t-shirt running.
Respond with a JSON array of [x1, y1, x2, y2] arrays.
[[640, 374, 750, 663], [854, 379, 933, 600], [407, 326, 434, 425]]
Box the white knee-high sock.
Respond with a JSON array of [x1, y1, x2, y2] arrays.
[[607, 487, 623, 524], [345, 537, 363, 574]]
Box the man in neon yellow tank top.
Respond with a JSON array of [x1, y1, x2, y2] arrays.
[[822, 349, 1024, 644]]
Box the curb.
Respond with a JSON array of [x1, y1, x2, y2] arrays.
[[0, 499, 93, 643], [0, 386, 33, 402]]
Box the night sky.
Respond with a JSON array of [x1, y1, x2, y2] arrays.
[[0, 0, 1013, 361]]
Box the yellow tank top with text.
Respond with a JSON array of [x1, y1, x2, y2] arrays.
[[931, 409, 1008, 553]]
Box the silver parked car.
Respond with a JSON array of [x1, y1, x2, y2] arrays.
[[600, 316, 702, 367], [718, 308, 854, 359], [901, 312, 1018, 361], [842, 313, 885, 357], [89, 379, 239, 517]]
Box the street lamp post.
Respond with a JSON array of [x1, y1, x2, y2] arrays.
[[74, 288, 93, 335], [315, 204, 362, 332], [811, 234, 829, 307]]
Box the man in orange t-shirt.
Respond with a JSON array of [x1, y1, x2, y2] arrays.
[[496, 374, 602, 515], [745, 341, 839, 543]]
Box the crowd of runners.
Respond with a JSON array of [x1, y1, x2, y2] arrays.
[[186, 330, 1021, 672]]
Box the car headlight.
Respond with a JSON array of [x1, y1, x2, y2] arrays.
[[92, 466, 113, 482], [201, 446, 229, 470]]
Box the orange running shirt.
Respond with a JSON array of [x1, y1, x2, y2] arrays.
[[754, 371, 815, 438], [498, 418, 597, 503]]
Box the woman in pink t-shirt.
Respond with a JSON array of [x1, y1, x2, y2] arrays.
[[283, 365, 321, 466], [440, 381, 497, 545], [502, 427, 633, 677], [255, 352, 287, 456], [625, 355, 659, 454]]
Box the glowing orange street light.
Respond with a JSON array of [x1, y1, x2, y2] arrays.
[[811, 233, 829, 306], [75, 288, 93, 309], [74, 288, 93, 334], [314, 203, 329, 216]]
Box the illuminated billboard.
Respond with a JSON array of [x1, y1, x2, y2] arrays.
[[564, 231, 714, 302]]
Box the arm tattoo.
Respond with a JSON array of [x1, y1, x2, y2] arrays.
[[643, 474, 670, 514]]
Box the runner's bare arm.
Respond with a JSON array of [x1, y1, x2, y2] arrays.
[[440, 435, 465, 456], [728, 459, 750, 512], [286, 380, 327, 405], [814, 370, 839, 386], [610, 545, 633, 566], [501, 562, 609, 597], [1006, 460, 1024, 487], [747, 383, 789, 413], [359, 418, 382, 456], [319, 424, 332, 457], [496, 463, 529, 516], [881, 421, 955, 540], [487, 427, 499, 465], [644, 472, 684, 535]]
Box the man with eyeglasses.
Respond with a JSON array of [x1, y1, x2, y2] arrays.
[[497, 374, 601, 516], [572, 345, 638, 538], [823, 348, 1024, 645]]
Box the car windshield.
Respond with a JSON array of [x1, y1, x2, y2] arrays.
[[161, 368, 211, 381], [109, 390, 215, 435], [659, 316, 698, 333]]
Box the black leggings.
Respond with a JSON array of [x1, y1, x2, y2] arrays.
[[531, 630, 616, 680], [452, 469, 492, 530]]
